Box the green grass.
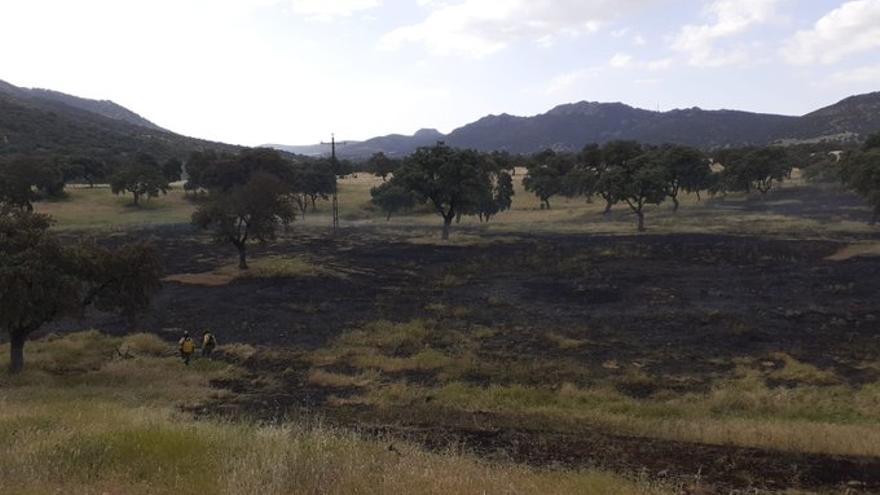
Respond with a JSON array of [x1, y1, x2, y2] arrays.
[[35, 185, 196, 230], [0, 332, 668, 495]]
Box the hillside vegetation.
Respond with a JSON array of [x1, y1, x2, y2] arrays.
[[0, 80, 237, 160]]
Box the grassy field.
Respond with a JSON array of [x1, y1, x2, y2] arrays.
[[0, 332, 669, 495], [35, 172, 877, 239], [36, 185, 196, 230]]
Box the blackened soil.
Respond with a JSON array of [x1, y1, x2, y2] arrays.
[[61, 227, 880, 385], [53, 225, 880, 493]]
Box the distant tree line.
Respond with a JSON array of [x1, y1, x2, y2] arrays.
[[0, 151, 183, 209], [366, 135, 880, 234], [519, 141, 817, 231]]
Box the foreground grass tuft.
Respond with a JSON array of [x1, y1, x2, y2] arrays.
[[0, 332, 664, 495]]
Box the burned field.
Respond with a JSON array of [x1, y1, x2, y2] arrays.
[[62, 227, 880, 493]]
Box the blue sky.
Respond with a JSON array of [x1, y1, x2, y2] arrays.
[[1, 0, 878, 146]]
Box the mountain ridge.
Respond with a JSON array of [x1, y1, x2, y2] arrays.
[[0, 78, 239, 160], [272, 92, 880, 159]]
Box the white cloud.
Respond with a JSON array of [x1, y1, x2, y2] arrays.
[[610, 53, 634, 68], [782, 0, 880, 65], [288, 0, 382, 20], [829, 64, 880, 85], [672, 0, 782, 67], [544, 67, 602, 94], [608, 54, 673, 71], [380, 0, 658, 57], [645, 57, 674, 71]]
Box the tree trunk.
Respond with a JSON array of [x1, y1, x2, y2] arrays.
[[636, 210, 645, 232], [672, 195, 680, 213], [696, 191, 702, 201], [311, 196, 317, 212], [543, 198, 551, 210], [237, 244, 248, 270], [132, 191, 140, 207], [603, 199, 613, 215], [442, 215, 453, 240], [9, 331, 25, 374]]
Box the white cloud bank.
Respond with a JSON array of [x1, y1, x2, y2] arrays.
[[379, 0, 659, 57], [829, 64, 880, 85], [288, 0, 382, 20], [672, 0, 782, 67], [781, 0, 880, 65]]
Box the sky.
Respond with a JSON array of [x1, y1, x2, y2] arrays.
[[1, 0, 879, 146]]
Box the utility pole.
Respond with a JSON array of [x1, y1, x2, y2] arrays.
[[320, 133, 346, 233]]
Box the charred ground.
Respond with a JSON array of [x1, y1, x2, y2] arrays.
[[48, 225, 880, 493]]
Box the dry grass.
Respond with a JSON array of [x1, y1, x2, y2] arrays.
[[120, 333, 172, 357], [826, 241, 880, 261], [0, 332, 664, 495], [546, 332, 588, 350], [164, 255, 336, 287], [302, 320, 880, 458], [219, 343, 258, 362], [307, 369, 380, 388], [767, 352, 840, 385], [358, 375, 880, 457]]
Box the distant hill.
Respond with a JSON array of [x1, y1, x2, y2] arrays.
[[0, 79, 238, 160], [271, 92, 880, 158], [782, 92, 880, 143], [267, 128, 445, 159], [0, 79, 163, 131]]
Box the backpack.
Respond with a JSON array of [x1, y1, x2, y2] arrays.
[[181, 338, 194, 354], [203, 333, 216, 347]]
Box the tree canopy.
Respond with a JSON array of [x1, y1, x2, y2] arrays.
[[596, 147, 668, 231], [523, 150, 576, 209], [367, 152, 399, 181], [386, 143, 514, 239], [715, 147, 793, 194], [0, 207, 161, 373], [370, 181, 417, 221], [109, 153, 171, 206], [840, 133, 880, 225], [655, 144, 712, 211], [191, 148, 298, 269]]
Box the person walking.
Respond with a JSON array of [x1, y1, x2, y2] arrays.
[[201, 330, 217, 358], [179, 331, 195, 365]]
